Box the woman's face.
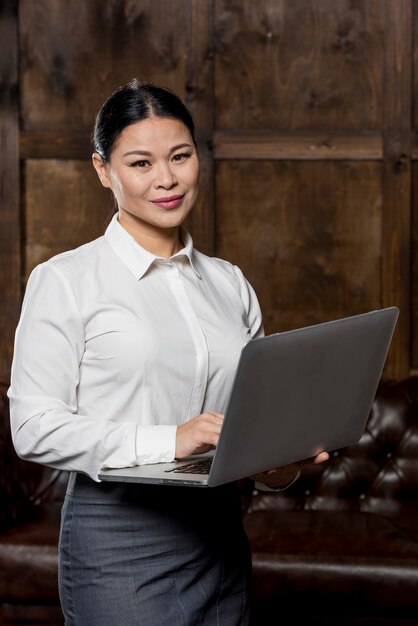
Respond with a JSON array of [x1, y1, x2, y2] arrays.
[[93, 116, 199, 236]]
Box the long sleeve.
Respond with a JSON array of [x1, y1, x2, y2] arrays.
[[8, 263, 175, 481], [9, 218, 265, 483]]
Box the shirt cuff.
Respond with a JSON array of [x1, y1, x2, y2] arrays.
[[135, 424, 177, 465]]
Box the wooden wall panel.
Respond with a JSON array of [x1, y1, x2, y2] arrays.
[[20, 0, 192, 131], [381, 0, 412, 377], [182, 0, 215, 254], [412, 162, 418, 366], [213, 0, 412, 378], [25, 161, 112, 277], [215, 161, 382, 334], [0, 0, 20, 376], [1, 0, 416, 377], [413, 0, 418, 129], [214, 0, 383, 130], [19, 0, 215, 254], [411, 0, 418, 368]]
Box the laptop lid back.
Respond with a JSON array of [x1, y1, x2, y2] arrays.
[[207, 307, 399, 487]]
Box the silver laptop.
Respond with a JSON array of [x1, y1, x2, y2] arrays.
[[99, 307, 399, 488]]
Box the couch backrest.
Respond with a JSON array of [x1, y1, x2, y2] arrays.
[[2, 377, 418, 528], [246, 377, 418, 522]]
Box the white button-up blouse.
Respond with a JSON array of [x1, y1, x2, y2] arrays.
[[8, 214, 264, 481]]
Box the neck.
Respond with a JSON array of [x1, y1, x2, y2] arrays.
[[118, 213, 182, 258]]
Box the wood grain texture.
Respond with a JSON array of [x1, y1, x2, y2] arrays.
[[4, 0, 418, 379], [214, 130, 383, 160], [183, 0, 215, 255], [412, 163, 418, 366], [20, 129, 384, 161], [215, 161, 382, 335], [411, 0, 418, 367], [20, 0, 192, 131], [20, 130, 91, 159], [381, 0, 412, 377], [214, 0, 383, 130], [0, 0, 20, 375], [414, 0, 418, 130], [25, 160, 112, 278]]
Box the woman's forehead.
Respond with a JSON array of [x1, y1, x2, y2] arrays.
[[115, 117, 193, 151]]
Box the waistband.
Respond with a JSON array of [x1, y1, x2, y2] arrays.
[[67, 471, 121, 495]]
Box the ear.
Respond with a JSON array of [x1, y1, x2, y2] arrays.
[[92, 153, 112, 189]]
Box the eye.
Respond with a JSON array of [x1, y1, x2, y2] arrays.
[[172, 152, 192, 162], [130, 159, 151, 168]]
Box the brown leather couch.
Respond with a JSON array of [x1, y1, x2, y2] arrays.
[[1, 376, 418, 626]]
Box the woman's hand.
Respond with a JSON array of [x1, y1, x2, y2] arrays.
[[250, 450, 329, 490], [175, 412, 224, 459]]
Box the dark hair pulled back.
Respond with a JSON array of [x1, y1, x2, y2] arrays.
[[93, 78, 196, 162]]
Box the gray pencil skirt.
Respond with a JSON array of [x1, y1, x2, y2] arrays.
[[58, 473, 252, 626]]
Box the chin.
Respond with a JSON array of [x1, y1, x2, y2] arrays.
[[158, 211, 191, 228]]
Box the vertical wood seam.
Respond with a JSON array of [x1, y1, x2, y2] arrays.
[[382, 0, 412, 377], [186, 0, 215, 256]]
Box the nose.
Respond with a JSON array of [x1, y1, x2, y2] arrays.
[[153, 161, 177, 189]]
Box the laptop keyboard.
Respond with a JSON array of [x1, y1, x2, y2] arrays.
[[164, 458, 213, 474]]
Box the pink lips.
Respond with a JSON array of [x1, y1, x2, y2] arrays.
[[151, 195, 184, 209]]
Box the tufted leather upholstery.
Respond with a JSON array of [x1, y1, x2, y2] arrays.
[[1, 377, 418, 625], [243, 377, 418, 624], [246, 377, 418, 519]]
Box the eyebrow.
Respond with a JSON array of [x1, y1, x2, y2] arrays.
[[123, 143, 193, 157]]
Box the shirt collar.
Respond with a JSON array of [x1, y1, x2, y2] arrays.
[[104, 213, 201, 280]]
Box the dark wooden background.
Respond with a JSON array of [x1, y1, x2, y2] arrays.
[[1, 0, 418, 379]]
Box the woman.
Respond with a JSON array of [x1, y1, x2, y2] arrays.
[[8, 79, 328, 625]]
